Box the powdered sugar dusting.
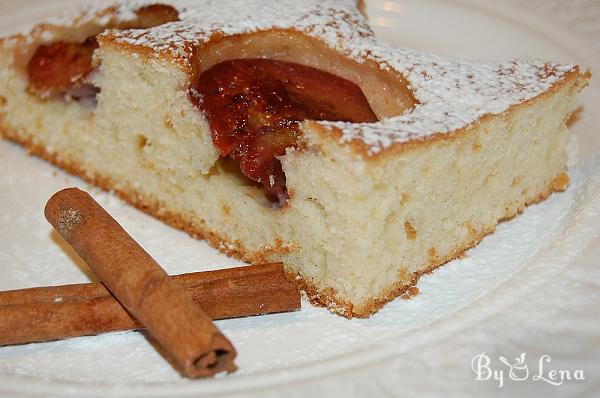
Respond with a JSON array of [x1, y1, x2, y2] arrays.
[[38, 0, 578, 155], [331, 55, 576, 153], [42, 1, 139, 28]]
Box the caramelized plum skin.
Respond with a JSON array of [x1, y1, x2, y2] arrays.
[[135, 4, 180, 28], [191, 59, 378, 205], [27, 37, 98, 97], [26, 4, 179, 100]]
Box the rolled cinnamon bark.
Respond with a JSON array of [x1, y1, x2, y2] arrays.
[[44, 188, 237, 378], [0, 263, 300, 345]]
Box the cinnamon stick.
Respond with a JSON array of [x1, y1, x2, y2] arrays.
[[0, 263, 300, 345], [43, 188, 237, 378]]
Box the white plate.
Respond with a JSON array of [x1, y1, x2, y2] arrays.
[[1, 1, 599, 397]]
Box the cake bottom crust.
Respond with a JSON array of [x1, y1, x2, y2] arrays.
[[299, 171, 567, 317], [0, 122, 568, 318]]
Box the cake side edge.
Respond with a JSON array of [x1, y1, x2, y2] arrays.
[[0, 111, 573, 319]]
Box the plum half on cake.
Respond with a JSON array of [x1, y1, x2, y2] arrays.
[[0, 0, 590, 317]]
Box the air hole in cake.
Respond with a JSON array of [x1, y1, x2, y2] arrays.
[[190, 59, 379, 207], [137, 135, 149, 150], [404, 221, 417, 240], [25, 4, 179, 105]]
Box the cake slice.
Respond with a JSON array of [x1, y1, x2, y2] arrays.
[[0, 0, 590, 317]]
